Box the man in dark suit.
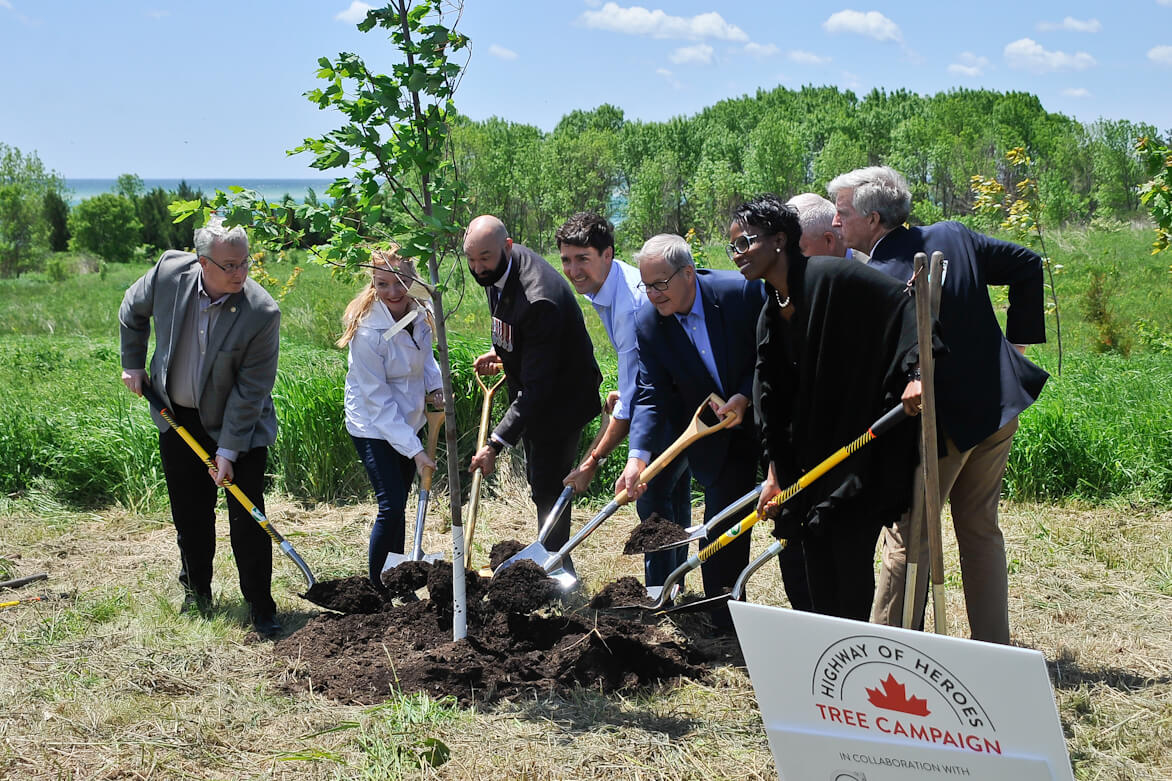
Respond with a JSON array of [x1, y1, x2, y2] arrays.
[[617, 234, 769, 627], [829, 166, 1049, 643], [120, 217, 282, 636], [465, 215, 602, 569]]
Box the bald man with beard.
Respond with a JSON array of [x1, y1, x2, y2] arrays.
[[464, 216, 602, 573]]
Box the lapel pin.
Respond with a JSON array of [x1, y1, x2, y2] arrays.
[[230, 306, 237, 313]]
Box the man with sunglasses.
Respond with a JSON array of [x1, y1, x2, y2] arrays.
[[119, 217, 282, 637], [618, 234, 793, 629]]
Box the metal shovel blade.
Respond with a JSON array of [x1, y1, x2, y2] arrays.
[[645, 483, 764, 554], [491, 486, 574, 580], [659, 539, 786, 615]]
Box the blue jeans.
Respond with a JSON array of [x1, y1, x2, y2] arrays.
[[351, 435, 417, 586]]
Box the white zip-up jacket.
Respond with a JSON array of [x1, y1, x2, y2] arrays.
[[343, 300, 442, 458]]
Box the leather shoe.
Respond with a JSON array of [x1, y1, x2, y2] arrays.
[[181, 591, 213, 616], [250, 611, 282, 637]]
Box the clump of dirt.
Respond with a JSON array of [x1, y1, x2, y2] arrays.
[[483, 559, 562, 614], [623, 513, 689, 554], [381, 560, 432, 598], [302, 575, 387, 614], [489, 539, 524, 570], [275, 598, 704, 705], [588, 576, 650, 609], [425, 561, 488, 614]]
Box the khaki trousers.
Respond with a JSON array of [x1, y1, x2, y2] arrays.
[[871, 417, 1019, 644]]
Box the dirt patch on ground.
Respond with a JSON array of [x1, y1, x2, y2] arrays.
[[278, 567, 708, 705], [623, 513, 689, 554]]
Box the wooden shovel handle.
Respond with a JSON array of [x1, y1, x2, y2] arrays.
[[616, 393, 737, 505], [420, 409, 445, 492]]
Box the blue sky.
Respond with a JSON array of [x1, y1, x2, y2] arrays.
[[2, 1, 1170, 179]]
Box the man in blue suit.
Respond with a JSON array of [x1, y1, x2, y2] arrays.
[[618, 234, 809, 627], [829, 166, 1049, 643]]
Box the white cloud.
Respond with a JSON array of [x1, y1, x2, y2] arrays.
[[1159, 0, 1172, 6], [1149, 45, 1172, 65], [656, 67, 682, 89], [578, 3, 747, 41], [669, 43, 714, 65], [1037, 17, 1101, 32], [1062, 87, 1091, 97], [0, 1, 12, 9], [823, 10, 902, 43], [947, 51, 989, 77], [745, 42, 780, 57], [1004, 38, 1096, 72], [788, 50, 831, 65], [335, 1, 372, 23], [488, 44, 518, 61]]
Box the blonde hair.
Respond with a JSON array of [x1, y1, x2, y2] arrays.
[[336, 245, 430, 348]]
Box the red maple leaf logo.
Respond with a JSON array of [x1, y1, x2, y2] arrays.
[[865, 673, 930, 716]]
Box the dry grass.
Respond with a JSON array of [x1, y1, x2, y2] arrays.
[[1, 468, 1169, 779]]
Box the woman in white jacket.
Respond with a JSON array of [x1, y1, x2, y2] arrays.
[[337, 247, 443, 586]]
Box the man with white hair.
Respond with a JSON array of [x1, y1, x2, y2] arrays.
[[120, 217, 283, 637], [828, 165, 1049, 643], [617, 234, 774, 629], [785, 192, 867, 261]]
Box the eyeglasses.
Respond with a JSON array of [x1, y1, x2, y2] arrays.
[[202, 255, 252, 275], [636, 266, 684, 293], [724, 233, 760, 260]]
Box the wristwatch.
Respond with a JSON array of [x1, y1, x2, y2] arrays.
[[487, 439, 504, 455]]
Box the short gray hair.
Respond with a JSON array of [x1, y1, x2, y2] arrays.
[[786, 193, 839, 240], [827, 166, 911, 229], [634, 233, 694, 272], [194, 215, 250, 259]]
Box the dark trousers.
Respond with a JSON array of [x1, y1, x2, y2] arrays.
[[637, 455, 692, 587], [697, 448, 760, 628], [523, 427, 584, 575], [802, 516, 886, 621], [158, 405, 275, 616], [351, 435, 418, 586]]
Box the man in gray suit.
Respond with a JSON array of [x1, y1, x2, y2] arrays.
[[120, 217, 282, 636]]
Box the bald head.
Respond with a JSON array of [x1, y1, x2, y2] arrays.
[[464, 215, 513, 286], [786, 193, 847, 258]]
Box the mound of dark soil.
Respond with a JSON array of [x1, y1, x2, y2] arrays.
[[488, 539, 525, 570], [623, 513, 689, 554], [484, 559, 562, 614], [276, 598, 703, 705], [381, 560, 432, 597], [302, 575, 387, 614], [588, 576, 650, 609]]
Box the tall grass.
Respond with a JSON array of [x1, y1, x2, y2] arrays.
[[2, 226, 1170, 510]]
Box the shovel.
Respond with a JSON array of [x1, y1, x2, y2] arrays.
[[642, 482, 764, 555], [615, 403, 910, 612], [464, 371, 507, 568], [494, 393, 739, 590], [381, 408, 446, 574], [140, 384, 317, 591]]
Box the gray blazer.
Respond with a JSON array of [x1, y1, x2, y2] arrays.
[[120, 250, 280, 452]]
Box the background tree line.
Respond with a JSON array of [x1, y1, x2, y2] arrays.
[[452, 85, 1164, 252], [2, 84, 1166, 277]]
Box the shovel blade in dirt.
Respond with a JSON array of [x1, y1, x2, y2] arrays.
[[659, 539, 785, 615], [492, 485, 575, 580], [382, 411, 446, 578]]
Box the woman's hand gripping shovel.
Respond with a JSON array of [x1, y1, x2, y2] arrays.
[[381, 408, 446, 575], [615, 403, 910, 613], [493, 393, 739, 590], [140, 384, 317, 591], [464, 370, 507, 569]]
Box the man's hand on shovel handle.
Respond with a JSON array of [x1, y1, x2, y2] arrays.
[[122, 369, 147, 396], [617, 457, 649, 501], [901, 379, 923, 417], [469, 445, 497, 477], [473, 351, 503, 376]]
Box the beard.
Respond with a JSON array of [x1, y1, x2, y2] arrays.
[[472, 249, 510, 287]]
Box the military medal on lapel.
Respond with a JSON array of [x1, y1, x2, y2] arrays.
[[491, 316, 513, 352]]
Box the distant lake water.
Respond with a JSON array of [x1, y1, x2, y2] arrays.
[[65, 178, 335, 205]]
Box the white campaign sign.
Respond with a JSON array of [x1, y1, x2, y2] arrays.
[[730, 602, 1073, 781]]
